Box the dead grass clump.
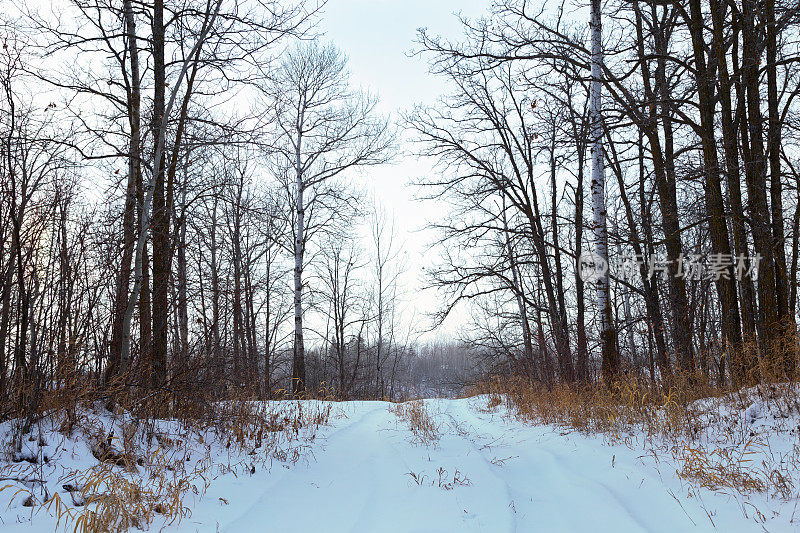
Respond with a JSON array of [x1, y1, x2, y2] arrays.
[[197, 398, 333, 456], [675, 441, 768, 495], [390, 400, 440, 446], [64, 462, 194, 532], [407, 466, 471, 490]]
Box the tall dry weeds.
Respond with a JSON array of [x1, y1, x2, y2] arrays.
[[472, 368, 800, 501], [390, 399, 440, 446], [0, 369, 335, 532]]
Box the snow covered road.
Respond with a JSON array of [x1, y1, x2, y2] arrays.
[[173, 398, 792, 532]]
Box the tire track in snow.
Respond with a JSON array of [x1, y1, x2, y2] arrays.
[[440, 402, 518, 532], [445, 400, 659, 532], [211, 399, 729, 533], [221, 402, 393, 533]]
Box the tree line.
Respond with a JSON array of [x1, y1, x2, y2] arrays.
[[409, 0, 800, 388], [0, 0, 419, 416], [2, 0, 800, 416]]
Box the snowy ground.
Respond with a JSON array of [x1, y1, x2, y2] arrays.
[[1, 396, 798, 531]]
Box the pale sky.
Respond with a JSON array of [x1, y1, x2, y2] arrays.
[[318, 0, 493, 340]]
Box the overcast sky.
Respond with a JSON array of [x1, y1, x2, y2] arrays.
[[317, 0, 492, 340]]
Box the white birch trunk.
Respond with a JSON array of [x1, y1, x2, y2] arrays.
[[292, 111, 306, 392], [590, 0, 617, 381]]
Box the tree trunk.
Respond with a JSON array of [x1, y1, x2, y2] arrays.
[[686, 0, 741, 386], [108, 0, 140, 384], [501, 197, 534, 377], [574, 145, 589, 383], [590, 0, 619, 385], [765, 0, 797, 378], [150, 0, 168, 390], [177, 173, 189, 367], [712, 1, 757, 374], [292, 121, 306, 394], [741, 0, 780, 378], [633, 1, 694, 375]]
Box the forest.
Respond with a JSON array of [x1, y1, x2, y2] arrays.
[[1, 0, 800, 531]]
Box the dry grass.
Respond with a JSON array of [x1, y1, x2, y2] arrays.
[[473, 375, 706, 441], [390, 399, 440, 446], [472, 373, 800, 501], [0, 374, 335, 532], [676, 440, 768, 494], [406, 466, 471, 490]]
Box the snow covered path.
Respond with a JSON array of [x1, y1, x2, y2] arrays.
[[172, 398, 792, 532]]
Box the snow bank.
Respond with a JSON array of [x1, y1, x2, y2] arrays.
[[1, 392, 797, 531]]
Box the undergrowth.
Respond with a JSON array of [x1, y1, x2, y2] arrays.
[[390, 399, 440, 446], [472, 374, 800, 503], [0, 376, 335, 532]]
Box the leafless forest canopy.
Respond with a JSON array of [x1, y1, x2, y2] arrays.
[[1, 0, 800, 416]]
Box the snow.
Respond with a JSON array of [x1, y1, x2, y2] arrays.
[[1, 396, 798, 531]]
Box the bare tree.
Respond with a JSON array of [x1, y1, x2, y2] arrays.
[[263, 42, 392, 393], [369, 205, 405, 397]]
